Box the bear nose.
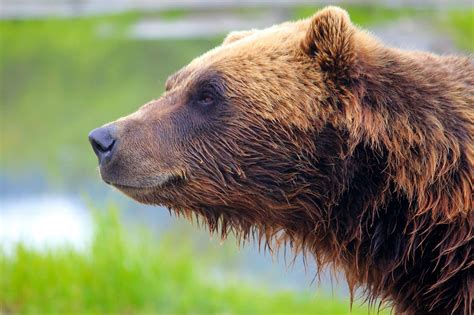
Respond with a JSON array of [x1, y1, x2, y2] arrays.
[[88, 126, 116, 165]]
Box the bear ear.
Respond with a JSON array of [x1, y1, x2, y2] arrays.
[[301, 6, 357, 80], [223, 30, 256, 45]]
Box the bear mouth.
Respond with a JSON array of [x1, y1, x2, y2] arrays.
[[105, 173, 185, 191], [108, 175, 186, 205]]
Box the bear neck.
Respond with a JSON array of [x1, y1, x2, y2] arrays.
[[289, 123, 472, 314], [348, 47, 472, 221]]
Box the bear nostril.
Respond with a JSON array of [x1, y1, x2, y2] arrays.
[[88, 126, 116, 164], [93, 139, 115, 153]]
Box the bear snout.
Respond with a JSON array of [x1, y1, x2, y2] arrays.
[[88, 124, 117, 166]]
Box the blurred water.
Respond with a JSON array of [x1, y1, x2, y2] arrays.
[[0, 194, 92, 252], [129, 12, 284, 39], [371, 18, 458, 53]]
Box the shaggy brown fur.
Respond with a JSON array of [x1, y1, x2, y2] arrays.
[[90, 7, 473, 314]]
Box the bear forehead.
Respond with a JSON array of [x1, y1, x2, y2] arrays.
[[164, 17, 326, 129], [187, 19, 310, 72]]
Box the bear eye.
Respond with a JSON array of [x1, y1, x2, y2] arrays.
[[198, 93, 215, 106]]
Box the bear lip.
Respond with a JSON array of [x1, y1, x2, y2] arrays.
[[104, 173, 182, 190], [110, 182, 157, 190]]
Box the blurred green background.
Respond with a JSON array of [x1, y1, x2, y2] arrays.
[[0, 1, 472, 314]]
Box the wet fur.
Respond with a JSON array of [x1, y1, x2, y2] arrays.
[[100, 7, 473, 314]]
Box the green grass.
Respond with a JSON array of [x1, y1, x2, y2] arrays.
[[157, 8, 190, 21], [0, 207, 389, 314], [444, 10, 474, 52]]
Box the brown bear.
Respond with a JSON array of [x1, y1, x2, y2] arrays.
[[89, 7, 473, 314]]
